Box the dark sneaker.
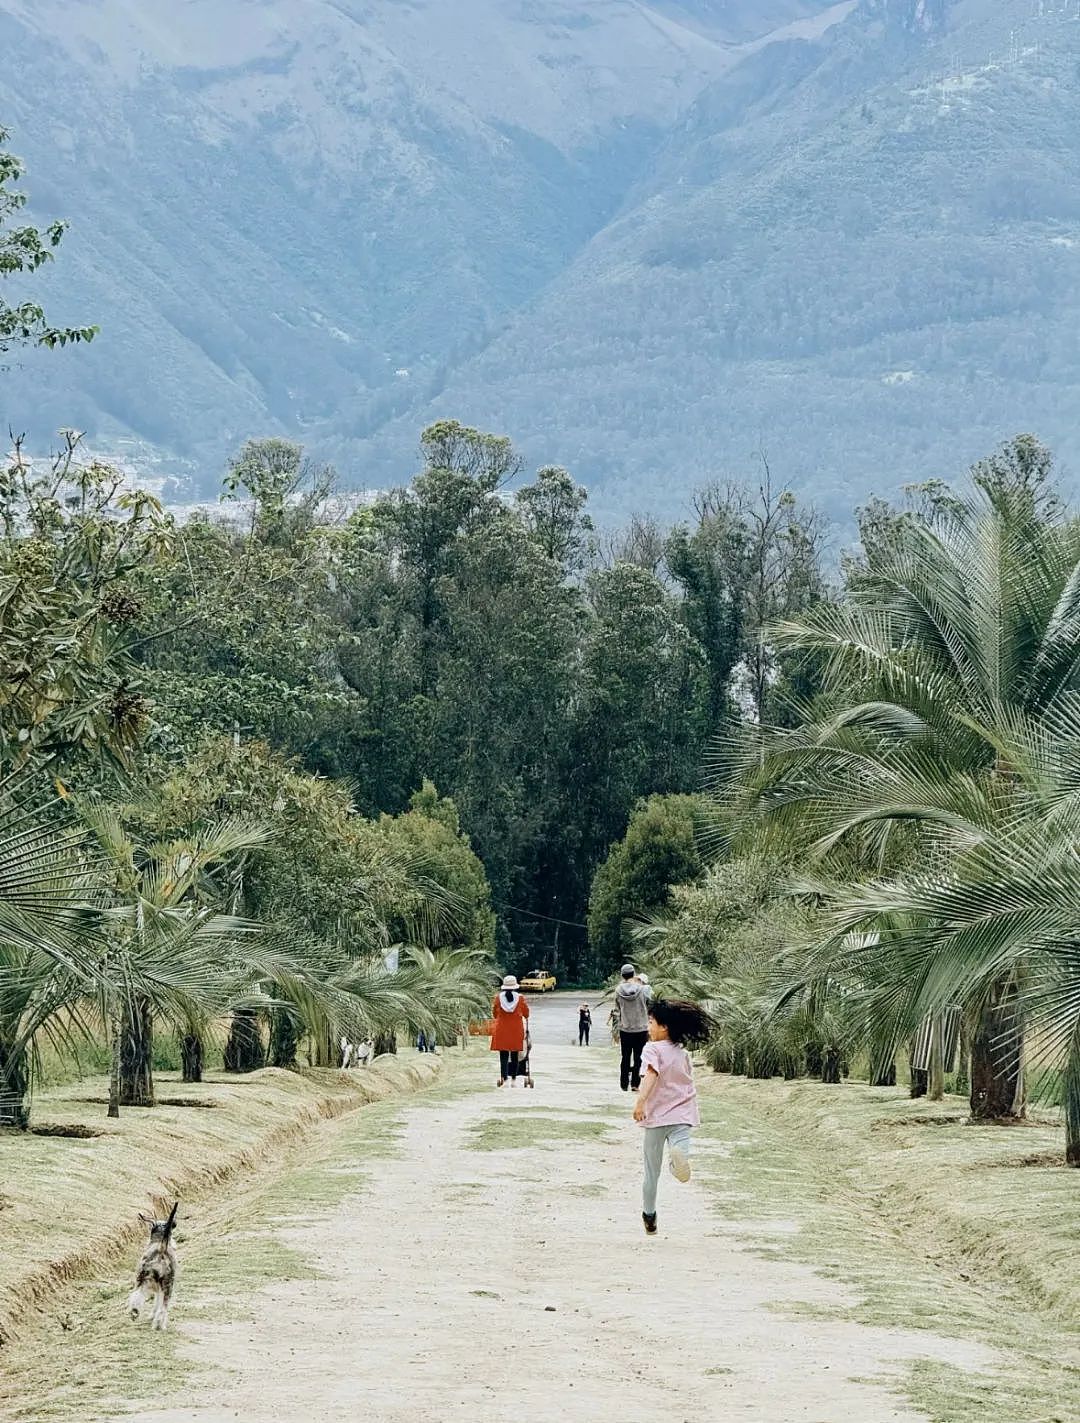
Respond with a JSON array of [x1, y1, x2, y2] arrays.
[[642, 1212, 658, 1235]]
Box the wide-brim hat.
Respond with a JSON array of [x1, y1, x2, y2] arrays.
[[501, 975, 520, 990]]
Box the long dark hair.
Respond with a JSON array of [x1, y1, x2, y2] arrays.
[[501, 989, 516, 1007], [648, 998, 713, 1048]]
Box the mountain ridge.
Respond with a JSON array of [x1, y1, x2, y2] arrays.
[[2, 0, 1077, 520]]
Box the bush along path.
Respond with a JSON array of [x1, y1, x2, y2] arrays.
[[2, 1044, 1078, 1423]]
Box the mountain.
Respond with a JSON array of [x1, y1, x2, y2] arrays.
[[0, 0, 836, 484], [348, 0, 1080, 520], [3, 0, 1080, 522]]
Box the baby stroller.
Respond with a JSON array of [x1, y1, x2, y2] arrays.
[[519, 1026, 535, 1089]]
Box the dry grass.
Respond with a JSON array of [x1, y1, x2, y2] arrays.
[[0, 1057, 441, 1348], [696, 1074, 1080, 1422], [702, 1077, 1077, 1323]]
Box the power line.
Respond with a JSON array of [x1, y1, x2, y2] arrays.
[[495, 901, 588, 931]]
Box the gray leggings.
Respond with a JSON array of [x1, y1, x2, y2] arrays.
[[642, 1123, 691, 1215]]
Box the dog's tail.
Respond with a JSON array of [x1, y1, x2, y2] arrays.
[[164, 1201, 179, 1236]]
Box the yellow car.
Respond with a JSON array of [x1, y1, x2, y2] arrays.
[[520, 969, 557, 992]]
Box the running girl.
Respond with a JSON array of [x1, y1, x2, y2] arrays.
[[632, 998, 712, 1235]]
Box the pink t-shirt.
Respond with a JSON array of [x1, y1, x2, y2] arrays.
[[639, 1039, 700, 1128]]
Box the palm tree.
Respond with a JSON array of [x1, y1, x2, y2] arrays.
[[84, 810, 267, 1113], [805, 795, 1080, 1164], [0, 775, 104, 1128], [735, 441, 1080, 1119]]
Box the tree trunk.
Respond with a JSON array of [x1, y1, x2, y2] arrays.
[[1066, 1027, 1080, 1168], [928, 1014, 945, 1102], [0, 1037, 29, 1129], [953, 1036, 971, 1096], [269, 1009, 298, 1070], [910, 1069, 928, 1098], [373, 1029, 397, 1057], [805, 1042, 823, 1079], [108, 1006, 121, 1119], [821, 1047, 841, 1084], [180, 1033, 204, 1084], [970, 976, 1025, 1121], [310, 1024, 335, 1068], [119, 996, 155, 1107], [869, 1039, 897, 1087], [223, 1008, 265, 1073]]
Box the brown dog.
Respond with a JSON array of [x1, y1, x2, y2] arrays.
[[128, 1202, 179, 1332]]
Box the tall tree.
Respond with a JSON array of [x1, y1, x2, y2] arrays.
[[0, 127, 97, 356], [570, 563, 709, 887], [515, 465, 594, 571], [428, 513, 580, 946], [668, 472, 827, 732], [0, 433, 171, 771], [587, 794, 705, 971]]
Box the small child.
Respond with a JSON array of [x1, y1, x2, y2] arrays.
[[632, 997, 712, 1235]]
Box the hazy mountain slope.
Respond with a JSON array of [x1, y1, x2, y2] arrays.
[[351, 0, 1080, 520], [0, 0, 834, 482]]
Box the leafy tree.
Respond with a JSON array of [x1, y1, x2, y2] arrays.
[[0, 128, 96, 355], [131, 460, 360, 766], [222, 437, 336, 548], [570, 562, 709, 878], [379, 781, 496, 957], [630, 855, 828, 1081], [134, 738, 486, 1069], [667, 473, 827, 731], [666, 507, 746, 729], [363, 420, 519, 695], [515, 465, 594, 571], [427, 514, 580, 933], [0, 433, 171, 770], [587, 794, 705, 970], [805, 776, 1080, 1164]]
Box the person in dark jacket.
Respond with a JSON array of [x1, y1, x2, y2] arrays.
[[614, 963, 650, 1090], [578, 1003, 592, 1046]]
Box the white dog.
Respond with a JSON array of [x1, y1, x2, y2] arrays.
[[340, 1037, 374, 1068]]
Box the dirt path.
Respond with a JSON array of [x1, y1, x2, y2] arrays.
[[93, 1035, 1000, 1423]]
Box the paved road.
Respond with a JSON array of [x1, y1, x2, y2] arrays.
[[522, 988, 612, 1046]]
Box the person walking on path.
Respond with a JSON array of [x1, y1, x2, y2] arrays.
[[633, 998, 712, 1234], [614, 963, 650, 1090], [490, 975, 530, 1086], [578, 1004, 592, 1046]]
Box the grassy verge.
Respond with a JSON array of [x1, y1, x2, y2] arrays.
[[697, 1074, 1080, 1422], [0, 1056, 442, 1349], [467, 1111, 612, 1152]]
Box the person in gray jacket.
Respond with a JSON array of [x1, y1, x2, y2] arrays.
[[614, 963, 650, 1091]]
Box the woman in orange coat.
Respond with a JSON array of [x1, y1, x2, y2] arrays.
[[490, 975, 530, 1087]]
